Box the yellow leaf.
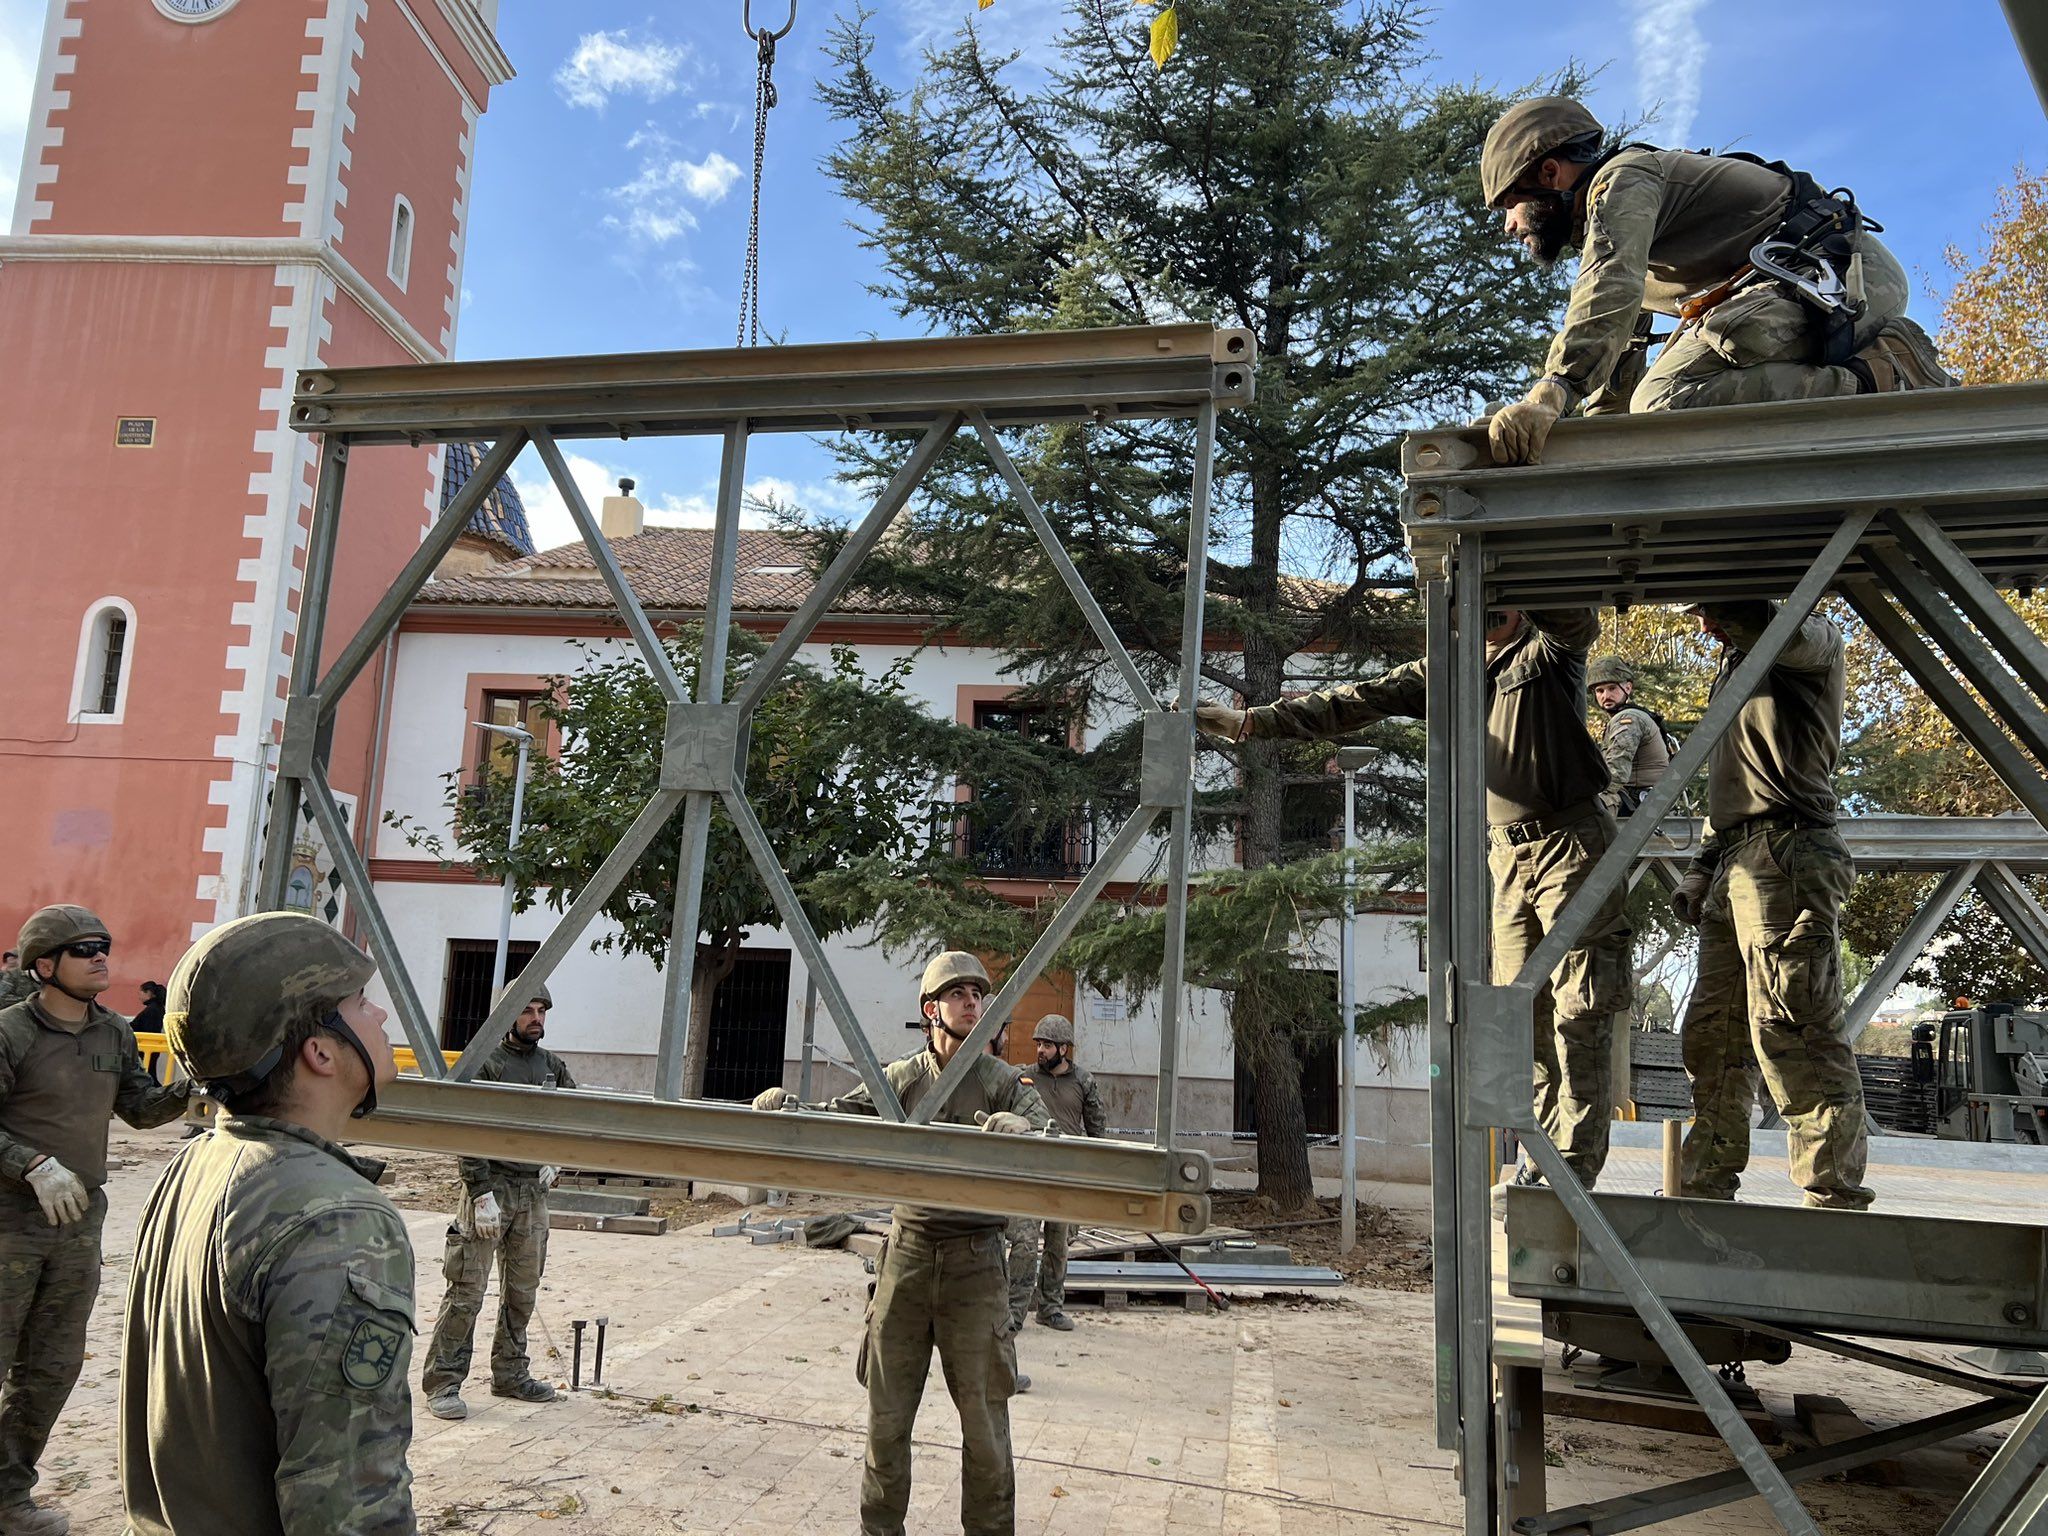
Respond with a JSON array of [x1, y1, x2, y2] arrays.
[[1149, 3, 1179, 69]]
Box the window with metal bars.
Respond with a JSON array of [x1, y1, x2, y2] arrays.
[[73, 600, 134, 723], [438, 939, 540, 1051]]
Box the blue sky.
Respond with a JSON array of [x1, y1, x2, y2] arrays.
[[2, 2, 2041, 552]]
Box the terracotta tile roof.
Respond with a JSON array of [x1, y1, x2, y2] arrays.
[[414, 527, 919, 614]]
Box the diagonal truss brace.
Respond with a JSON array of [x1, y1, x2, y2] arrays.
[[1844, 860, 1982, 1041]]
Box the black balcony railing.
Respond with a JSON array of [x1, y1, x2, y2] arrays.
[[962, 804, 1098, 880]]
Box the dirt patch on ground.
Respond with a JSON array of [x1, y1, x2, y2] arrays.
[[1208, 1192, 1433, 1290]]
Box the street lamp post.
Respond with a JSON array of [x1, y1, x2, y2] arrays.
[[473, 720, 534, 1002], [1334, 745, 1379, 1255]]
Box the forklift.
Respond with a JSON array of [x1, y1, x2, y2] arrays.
[[1909, 1002, 2048, 1143]]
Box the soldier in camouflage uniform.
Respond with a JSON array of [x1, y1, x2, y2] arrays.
[[0, 906, 188, 1536], [421, 981, 574, 1419], [984, 1022, 1043, 1340], [1014, 1014, 1105, 1331], [1668, 603, 1872, 1209], [1478, 98, 1951, 468], [1199, 609, 1634, 1187], [0, 956, 33, 1017], [122, 910, 415, 1535], [1587, 658, 1672, 816], [754, 951, 1054, 1536]]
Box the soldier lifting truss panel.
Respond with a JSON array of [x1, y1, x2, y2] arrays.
[[1401, 381, 2048, 1535], [268, 326, 1256, 1234]]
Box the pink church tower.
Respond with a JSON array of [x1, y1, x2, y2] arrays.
[[0, 0, 512, 998]]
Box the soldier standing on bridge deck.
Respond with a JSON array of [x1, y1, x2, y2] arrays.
[[1478, 97, 1951, 468], [753, 950, 1054, 1536], [1197, 610, 1634, 1189], [422, 979, 575, 1420], [1587, 658, 1673, 815], [0, 906, 187, 1536], [1668, 602, 1873, 1210]]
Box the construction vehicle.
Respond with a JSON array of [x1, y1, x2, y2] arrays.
[[1907, 1003, 2048, 1143]]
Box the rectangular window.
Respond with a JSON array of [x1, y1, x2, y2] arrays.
[[388, 197, 413, 290], [966, 701, 1088, 878], [475, 689, 547, 779], [94, 612, 127, 715], [438, 939, 540, 1051], [702, 950, 793, 1102], [1232, 970, 1341, 1138]]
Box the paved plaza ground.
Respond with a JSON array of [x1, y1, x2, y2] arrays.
[[32, 1123, 2037, 1533]]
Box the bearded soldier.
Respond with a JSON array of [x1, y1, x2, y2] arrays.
[[122, 912, 414, 1535], [1479, 97, 1950, 467], [421, 979, 574, 1420], [1586, 658, 1673, 815]]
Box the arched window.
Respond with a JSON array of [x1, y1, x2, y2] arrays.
[[70, 598, 136, 724], [71, 598, 137, 724], [388, 195, 414, 290]]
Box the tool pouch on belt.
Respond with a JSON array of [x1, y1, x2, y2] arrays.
[[854, 1236, 886, 1387]]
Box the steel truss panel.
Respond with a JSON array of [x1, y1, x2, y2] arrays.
[[270, 326, 1250, 1222], [1505, 1187, 2048, 1350], [292, 325, 1257, 443], [1399, 383, 2048, 608], [366, 1079, 1211, 1233], [1637, 815, 2048, 873]]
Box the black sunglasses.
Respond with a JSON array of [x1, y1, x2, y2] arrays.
[[62, 940, 112, 960]]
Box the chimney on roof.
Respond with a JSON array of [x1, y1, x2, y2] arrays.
[[601, 477, 644, 541]]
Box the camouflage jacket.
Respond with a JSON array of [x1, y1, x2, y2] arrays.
[[0, 970, 35, 1012], [457, 1034, 578, 1196], [1020, 1061, 1106, 1139], [1244, 610, 1610, 825], [815, 1048, 1052, 1238], [1601, 704, 1672, 790], [1544, 147, 1792, 409], [0, 997, 187, 1199], [121, 1116, 416, 1536], [1700, 605, 1844, 840]]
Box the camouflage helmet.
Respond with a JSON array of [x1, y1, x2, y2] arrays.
[[166, 912, 373, 1087], [495, 978, 553, 1011], [919, 950, 990, 1001], [1586, 657, 1636, 689], [1481, 96, 1604, 208], [1032, 1013, 1075, 1046], [18, 904, 112, 973]]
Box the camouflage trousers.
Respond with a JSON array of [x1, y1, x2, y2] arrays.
[[1003, 1217, 1071, 1329], [0, 1190, 103, 1505], [859, 1224, 1016, 1536], [1489, 807, 1635, 1187], [1679, 824, 1874, 1209], [422, 1181, 550, 1395], [1632, 235, 1908, 413]]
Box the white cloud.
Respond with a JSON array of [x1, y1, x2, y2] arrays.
[[554, 30, 687, 111], [605, 135, 741, 246], [1629, 0, 1709, 148], [0, 4, 46, 222]]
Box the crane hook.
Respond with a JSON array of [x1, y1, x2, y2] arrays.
[[742, 0, 796, 42]]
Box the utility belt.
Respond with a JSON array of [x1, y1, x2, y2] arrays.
[[1718, 810, 1833, 848], [1489, 798, 1603, 847], [1671, 153, 1878, 367]]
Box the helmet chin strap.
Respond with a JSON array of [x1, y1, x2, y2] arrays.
[[320, 1013, 379, 1119]]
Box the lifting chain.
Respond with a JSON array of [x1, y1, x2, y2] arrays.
[[738, 1, 796, 347]]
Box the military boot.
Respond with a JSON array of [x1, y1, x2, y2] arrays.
[[1847, 318, 1955, 393], [0, 1498, 69, 1536], [493, 1377, 556, 1403], [426, 1389, 469, 1420], [1035, 1308, 1075, 1332]]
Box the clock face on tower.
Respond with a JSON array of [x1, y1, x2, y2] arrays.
[[154, 0, 239, 20]]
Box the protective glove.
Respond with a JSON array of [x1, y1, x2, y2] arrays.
[[538, 1166, 560, 1191], [469, 1191, 506, 1242], [975, 1111, 1034, 1135], [1194, 703, 1248, 741], [752, 1086, 796, 1112], [25, 1157, 87, 1227], [1488, 377, 1571, 466], [1670, 869, 1712, 927]]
